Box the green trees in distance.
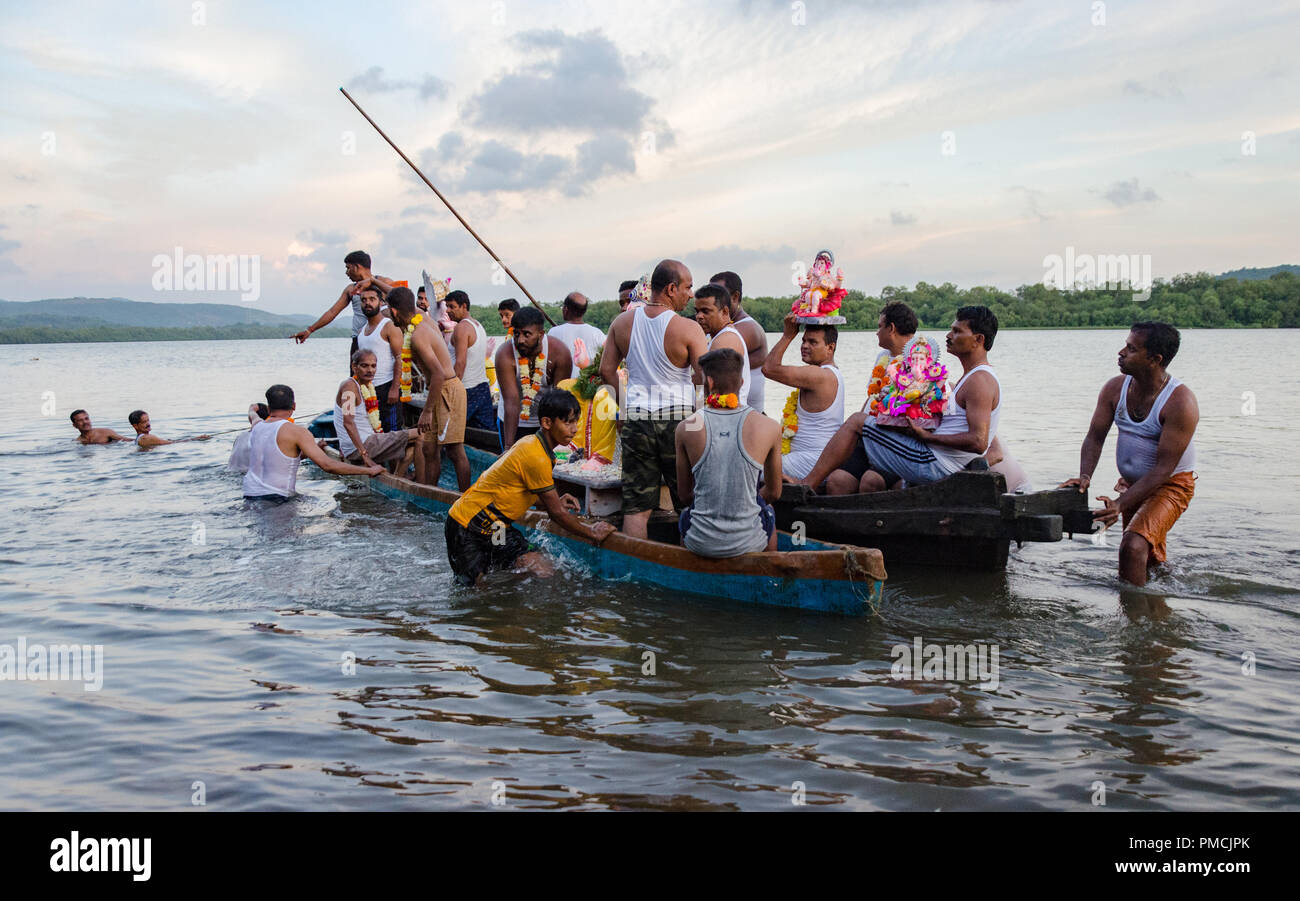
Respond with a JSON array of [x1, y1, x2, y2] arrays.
[[479, 270, 1298, 334], [4, 271, 1297, 344]]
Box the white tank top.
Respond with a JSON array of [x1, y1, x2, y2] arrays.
[[789, 364, 845, 460], [450, 318, 489, 389], [357, 318, 397, 386], [497, 339, 550, 428], [931, 364, 1001, 474], [242, 420, 301, 498], [333, 379, 375, 459], [626, 306, 694, 412], [1115, 375, 1196, 483], [708, 325, 752, 404]]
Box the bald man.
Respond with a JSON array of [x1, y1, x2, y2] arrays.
[[546, 291, 606, 378]]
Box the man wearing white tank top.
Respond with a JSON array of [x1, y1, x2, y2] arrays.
[[243, 384, 382, 501], [692, 284, 751, 404], [355, 286, 404, 432], [1061, 322, 1199, 588], [710, 271, 768, 414], [762, 312, 843, 482], [800, 306, 1003, 494], [446, 290, 497, 430], [601, 259, 709, 539]]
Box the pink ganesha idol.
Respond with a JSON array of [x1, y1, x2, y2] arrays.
[[421, 270, 455, 340], [792, 249, 848, 324], [874, 336, 948, 430]]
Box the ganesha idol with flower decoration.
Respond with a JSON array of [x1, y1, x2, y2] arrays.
[[791, 250, 848, 324], [873, 336, 949, 430]]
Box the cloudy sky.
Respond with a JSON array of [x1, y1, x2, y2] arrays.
[[2, 0, 1298, 315]]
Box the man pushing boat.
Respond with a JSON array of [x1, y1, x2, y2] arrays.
[[1061, 321, 1199, 587], [243, 384, 383, 501], [445, 387, 615, 586]]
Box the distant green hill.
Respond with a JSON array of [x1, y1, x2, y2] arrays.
[[0, 321, 349, 345], [0, 297, 321, 329], [1217, 265, 1300, 281]]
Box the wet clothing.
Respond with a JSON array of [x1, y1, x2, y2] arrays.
[[242, 420, 300, 499], [449, 433, 555, 533], [1123, 471, 1195, 563], [1115, 375, 1196, 484], [444, 516, 533, 586]]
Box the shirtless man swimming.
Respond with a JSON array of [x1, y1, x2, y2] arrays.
[[128, 410, 211, 448], [71, 410, 127, 445]]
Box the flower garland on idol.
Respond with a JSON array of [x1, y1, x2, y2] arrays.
[[518, 350, 546, 420], [399, 313, 424, 402], [359, 383, 383, 432], [781, 390, 799, 454]]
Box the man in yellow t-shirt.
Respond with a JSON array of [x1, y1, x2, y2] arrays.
[[446, 387, 616, 586]]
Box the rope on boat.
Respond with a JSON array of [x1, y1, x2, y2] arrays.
[[843, 550, 883, 617]]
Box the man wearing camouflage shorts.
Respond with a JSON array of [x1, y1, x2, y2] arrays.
[[600, 259, 709, 538]]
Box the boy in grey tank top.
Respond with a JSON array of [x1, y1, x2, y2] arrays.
[[674, 348, 783, 557]]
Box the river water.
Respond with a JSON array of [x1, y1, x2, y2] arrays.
[[2, 330, 1297, 810]]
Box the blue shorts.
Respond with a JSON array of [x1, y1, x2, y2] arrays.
[[858, 422, 958, 485], [679, 496, 776, 540], [465, 381, 496, 431]]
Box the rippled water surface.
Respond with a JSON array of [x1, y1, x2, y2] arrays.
[[2, 331, 1297, 810]]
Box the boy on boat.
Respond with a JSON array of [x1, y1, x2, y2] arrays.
[[495, 306, 573, 449], [1060, 322, 1199, 587], [70, 410, 127, 445], [762, 313, 845, 483], [243, 385, 383, 501], [676, 348, 782, 556], [799, 305, 1001, 494], [445, 388, 615, 586], [333, 349, 419, 474], [710, 271, 768, 414], [601, 260, 708, 539], [291, 250, 397, 362], [445, 289, 497, 430], [127, 410, 211, 448], [388, 287, 472, 491]]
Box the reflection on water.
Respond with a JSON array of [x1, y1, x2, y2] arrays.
[[0, 334, 1297, 810]]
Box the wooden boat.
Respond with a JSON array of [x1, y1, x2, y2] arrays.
[[773, 469, 1096, 571], [311, 408, 1090, 573], [310, 416, 887, 615]]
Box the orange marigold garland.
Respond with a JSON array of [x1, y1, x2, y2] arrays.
[[518, 351, 546, 421], [705, 393, 739, 409], [399, 313, 424, 402]]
